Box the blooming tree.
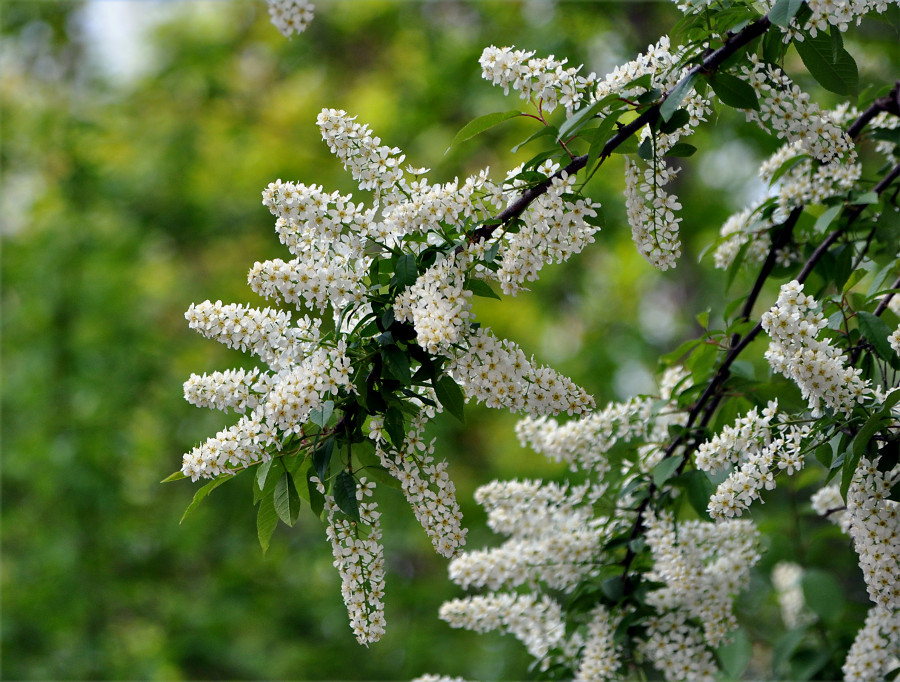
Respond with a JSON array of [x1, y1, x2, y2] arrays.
[[170, 0, 900, 678]]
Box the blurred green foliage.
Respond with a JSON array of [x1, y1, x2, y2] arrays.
[[2, 1, 897, 679]]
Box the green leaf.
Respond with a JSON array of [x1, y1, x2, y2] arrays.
[[257, 493, 278, 554], [669, 470, 715, 521], [557, 94, 619, 141], [814, 442, 833, 469], [313, 437, 335, 482], [274, 472, 301, 527], [638, 136, 654, 161], [466, 278, 501, 300], [511, 124, 558, 154], [384, 405, 407, 446], [707, 72, 760, 110], [801, 569, 845, 623], [813, 204, 842, 234], [392, 254, 418, 287], [857, 311, 899, 364], [853, 191, 879, 205], [652, 455, 683, 487], [434, 373, 466, 423], [769, 0, 803, 27], [586, 115, 621, 171], [600, 576, 625, 602], [308, 400, 334, 428], [665, 142, 697, 157], [161, 470, 186, 483], [307, 468, 325, 518], [484, 241, 501, 264], [257, 458, 274, 490], [180, 475, 231, 524], [659, 109, 690, 134], [716, 628, 752, 679], [333, 470, 360, 523], [448, 110, 521, 151], [794, 30, 858, 96], [381, 345, 411, 385], [660, 72, 698, 122]]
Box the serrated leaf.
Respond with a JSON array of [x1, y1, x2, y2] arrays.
[[466, 278, 501, 300], [857, 311, 899, 364], [708, 72, 760, 110], [308, 400, 335, 428], [434, 373, 466, 423], [769, 0, 803, 27], [392, 253, 418, 287], [313, 438, 335, 482], [448, 110, 521, 151], [161, 470, 186, 483], [652, 455, 683, 487], [274, 472, 301, 526], [180, 475, 231, 524], [333, 470, 360, 522], [794, 30, 858, 96], [257, 493, 278, 554], [660, 72, 698, 122]]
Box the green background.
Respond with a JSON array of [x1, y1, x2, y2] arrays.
[[2, 1, 897, 679]]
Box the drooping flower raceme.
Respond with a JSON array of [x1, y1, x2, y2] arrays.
[[762, 280, 870, 415]]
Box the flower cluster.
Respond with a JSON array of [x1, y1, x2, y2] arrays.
[[371, 411, 467, 558], [185, 299, 321, 371], [494, 167, 601, 296], [256, 180, 371, 316], [816, 458, 900, 679], [448, 327, 595, 417], [266, 0, 314, 37], [183, 367, 271, 415], [610, 38, 710, 270], [317, 476, 387, 645], [317, 108, 406, 202], [574, 605, 620, 682], [478, 46, 597, 115], [714, 134, 861, 270], [772, 562, 812, 629], [644, 512, 761, 649], [792, 0, 897, 37], [742, 56, 854, 164], [697, 400, 812, 519], [640, 611, 719, 682], [762, 280, 870, 415], [447, 479, 601, 591], [842, 607, 900, 682], [394, 252, 473, 354], [439, 593, 566, 660], [844, 457, 900, 611]]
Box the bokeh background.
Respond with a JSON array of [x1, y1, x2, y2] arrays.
[[3, 1, 898, 679]]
